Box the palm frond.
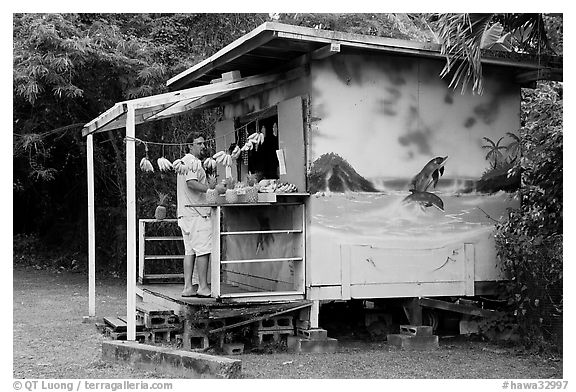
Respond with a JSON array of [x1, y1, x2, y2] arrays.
[[437, 13, 495, 94]]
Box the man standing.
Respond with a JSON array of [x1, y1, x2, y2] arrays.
[[177, 133, 225, 297]]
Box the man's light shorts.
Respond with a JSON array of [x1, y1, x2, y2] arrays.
[[178, 215, 212, 256]]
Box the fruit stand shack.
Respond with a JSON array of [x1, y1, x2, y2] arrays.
[[83, 22, 561, 348]]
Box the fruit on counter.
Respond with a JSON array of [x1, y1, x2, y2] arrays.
[[243, 173, 259, 203], [246, 172, 259, 187], [157, 157, 173, 172], [275, 182, 298, 193], [205, 174, 219, 204], [224, 177, 239, 203], [258, 179, 277, 193]]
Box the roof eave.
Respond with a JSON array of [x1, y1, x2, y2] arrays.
[[166, 22, 554, 90]]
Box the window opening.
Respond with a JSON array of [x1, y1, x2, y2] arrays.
[[235, 108, 279, 181]]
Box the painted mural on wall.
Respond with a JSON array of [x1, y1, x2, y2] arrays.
[[308, 54, 520, 248]]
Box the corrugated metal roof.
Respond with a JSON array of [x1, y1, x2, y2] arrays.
[[167, 21, 556, 90]]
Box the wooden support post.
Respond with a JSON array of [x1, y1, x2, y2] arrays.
[[310, 300, 320, 329], [126, 104, 137, 341], [403, 297, 423, 326], [210, 206, 221, 298], [138, 220, 145, 284], [86, 134, 96, 318]]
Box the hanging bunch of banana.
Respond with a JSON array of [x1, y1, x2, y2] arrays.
[[213, 150, 233, 167], [157, 157, 173, 171], [172, 155, 201, 175], [139, 143, 154, 172], [230, 145, 241, 160], [172, 158, 188, 175], [241, 130, 264, 152], [203, 157, 217, 171]]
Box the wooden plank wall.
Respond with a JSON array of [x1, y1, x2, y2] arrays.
[[221, 204, 303, 293]]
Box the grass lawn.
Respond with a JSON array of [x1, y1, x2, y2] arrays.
[[13, 265, 563, 379]]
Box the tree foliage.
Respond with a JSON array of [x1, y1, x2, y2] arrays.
[[12, 13, 267, 268], [494, 81, 563, 349], [432, 13, 561, 94]]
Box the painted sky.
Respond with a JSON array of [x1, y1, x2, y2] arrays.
[[310, 55, 520, 180]]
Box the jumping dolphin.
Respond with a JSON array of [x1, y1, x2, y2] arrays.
[[402, 190, 445, 211], [410, 156, 448, 192]]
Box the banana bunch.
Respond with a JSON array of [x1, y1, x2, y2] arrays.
[[140, 157, 154, 172], [172, 157, 200, 175], [157, 157, 173, 172], [172, 158, 188, 175], [258, 179, 277, 193], [275, 182, 298, 193], [241, 131, 265, 152], [203, 158, 217, 171], [213, 151, 233, 167], [230, 145, 241, 160]]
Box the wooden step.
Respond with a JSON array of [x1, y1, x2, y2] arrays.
[[144, 236, 182, 241], [144, 255, 185, 260], [140, 274, 184, 284], [103, 316, 145, 332], [136, 302, 174, 315], [104, 326, 151, 342]]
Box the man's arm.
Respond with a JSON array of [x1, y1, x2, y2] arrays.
[[187, 179, 227, 194], [186, 179, 208, 193]]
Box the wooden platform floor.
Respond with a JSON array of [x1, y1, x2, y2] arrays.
[[138, 282, 254, 307], [138, 282, 311, 327]]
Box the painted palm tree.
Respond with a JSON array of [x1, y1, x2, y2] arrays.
[[434, 13, 552, 94], [505, 132, 522, 163], [482, 136, 508, 169]]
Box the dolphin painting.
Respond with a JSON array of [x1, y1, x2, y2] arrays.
[[410, 156, 449, 192], [402, 190, 445, 212]]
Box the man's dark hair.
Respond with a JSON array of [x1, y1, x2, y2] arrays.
[[184, 132, 203, 153]]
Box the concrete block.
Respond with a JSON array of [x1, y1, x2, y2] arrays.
[[257, 316, 294, 331], [102, 340, 241, 379], [296, 328, 328, 341], [255, 329, 294, 345], [387, 334, 439, 350], [182, 335, 209, 350], [150, 329, 179, 343], [287, 336, 338, 354], [221, 343, 244, 355], [399, 325, 433, 336]]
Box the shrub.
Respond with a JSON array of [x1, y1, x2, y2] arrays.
[[494, 81, 563, 350]]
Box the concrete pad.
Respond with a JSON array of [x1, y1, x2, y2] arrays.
[[102, 340, 241, 378]]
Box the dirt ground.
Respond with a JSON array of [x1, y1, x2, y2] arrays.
[[13, 265, 563, 379]]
